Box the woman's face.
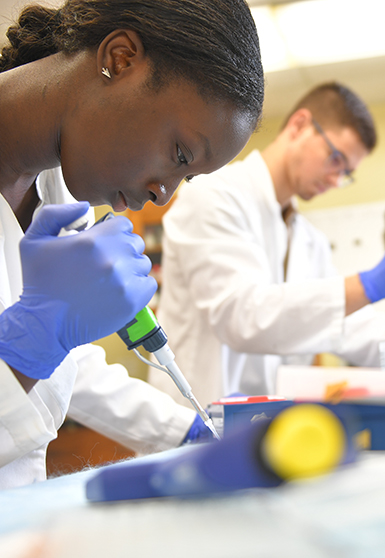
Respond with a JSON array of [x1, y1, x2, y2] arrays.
[[59, 65, 253, 211]]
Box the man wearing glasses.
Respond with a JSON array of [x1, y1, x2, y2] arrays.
[[149, 82, 385, 405]]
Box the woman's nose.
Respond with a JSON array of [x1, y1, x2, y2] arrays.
[[149, 180, 180, 206]]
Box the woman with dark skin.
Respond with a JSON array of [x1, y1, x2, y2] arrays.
[[0, 0, 264, 488]]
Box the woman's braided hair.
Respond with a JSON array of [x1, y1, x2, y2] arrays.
[[0, 0, 264, 126]]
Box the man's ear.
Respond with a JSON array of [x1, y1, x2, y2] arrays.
[[285, 108, 313, 139], [97, 29, 145, 79]]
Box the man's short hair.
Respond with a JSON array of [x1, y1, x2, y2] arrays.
[[283, 82, 377, 151]]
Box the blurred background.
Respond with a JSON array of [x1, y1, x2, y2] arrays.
[[1, 0, 385, 378]]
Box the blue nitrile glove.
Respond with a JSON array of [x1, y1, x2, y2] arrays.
[[182, 393, 248, 445], [0, 203, 157, 379], [182, 414, 214, 444], [359, 254, 385, 303]]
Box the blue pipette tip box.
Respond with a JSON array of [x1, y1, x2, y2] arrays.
[[207, 395, 385, 450]]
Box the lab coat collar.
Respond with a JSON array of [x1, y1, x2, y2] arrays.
[[247, 150, 299, 225], [282, 201, 298, 227], [34, 168, 95, 227], [35, 167, 78, 211]]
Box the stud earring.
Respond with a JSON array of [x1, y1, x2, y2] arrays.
[[101, 67, 111, 79], [159, 184, 166, 195]]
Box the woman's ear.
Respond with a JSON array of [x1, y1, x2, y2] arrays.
[[97, 29, 145, 80]]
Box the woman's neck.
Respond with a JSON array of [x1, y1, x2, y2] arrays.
[[0, 53, 84, 217], [0, 53, 84, 229], [11, 180, 39, 232]]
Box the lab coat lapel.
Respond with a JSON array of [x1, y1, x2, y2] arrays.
[[0, 193, 23, 310]]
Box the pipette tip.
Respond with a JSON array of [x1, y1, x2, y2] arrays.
[[204, 418, 221, 441], [186, 392, 221, 440]]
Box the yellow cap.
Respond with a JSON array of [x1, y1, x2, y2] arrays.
[[262, 404, 346, 480]]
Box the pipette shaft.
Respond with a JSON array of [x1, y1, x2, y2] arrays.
[[153, 345, 221, 440]]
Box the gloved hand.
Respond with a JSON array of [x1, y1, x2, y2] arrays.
[[182, 393, 248, 444], [0, 203, 157, 379], [182, 414, 215, 444], [359, 255, 385, 303]]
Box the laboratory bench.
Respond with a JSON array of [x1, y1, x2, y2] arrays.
[[1, 447, 385, 558]]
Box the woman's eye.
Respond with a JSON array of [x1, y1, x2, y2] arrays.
[[177, 145, 188, 165]]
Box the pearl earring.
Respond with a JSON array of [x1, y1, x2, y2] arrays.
[[101, 67, 111, 79]]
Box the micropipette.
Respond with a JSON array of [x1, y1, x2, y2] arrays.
[[117, 306, 221, 441], [85, 212, 220, 441]]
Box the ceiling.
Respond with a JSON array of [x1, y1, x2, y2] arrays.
[[248, 0, 385, 118], [0, 0, 384, 119], [263, 55, 385, 119]]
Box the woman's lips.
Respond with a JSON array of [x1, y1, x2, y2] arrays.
[[113, 191, 148, 212]]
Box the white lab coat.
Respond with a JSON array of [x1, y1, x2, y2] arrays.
[[148, 150, 385, 407], [0, 168, 194, 489]]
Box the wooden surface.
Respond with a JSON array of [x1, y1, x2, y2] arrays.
[[125, 199, 175, 313], [125, 199, 174, 238], [46, 421, 135, 478]]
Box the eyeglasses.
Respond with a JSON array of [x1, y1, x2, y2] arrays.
[[312, 118, 355, 188]]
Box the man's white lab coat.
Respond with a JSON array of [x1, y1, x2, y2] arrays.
[[0, 168, 194, 489], [148, 150, 385, 407]]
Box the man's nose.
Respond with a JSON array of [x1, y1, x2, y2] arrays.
[[325, 171, 342, 189]]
